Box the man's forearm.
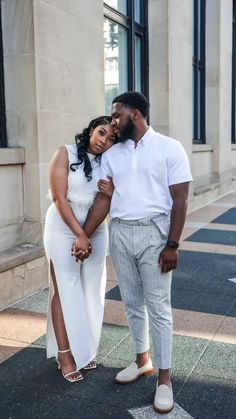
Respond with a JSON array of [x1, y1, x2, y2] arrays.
[[168, 198, 188, 242], [83, 192, 111, 237]]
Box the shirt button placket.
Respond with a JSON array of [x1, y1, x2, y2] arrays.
[[131, 146, 138, 170]]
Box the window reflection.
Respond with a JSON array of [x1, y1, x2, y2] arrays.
[[135, 35, 141, 91], [134, 0, 141, 23], [104, 0, 127, 15], [104, 18, 128, 114]]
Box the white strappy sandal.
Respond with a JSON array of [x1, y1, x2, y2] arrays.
[[83, 359, 97, 370], [57, 348, 83, 383]]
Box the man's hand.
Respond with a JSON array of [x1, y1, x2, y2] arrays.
[[97, 176, 114, 197], [71, 234, 92, 262], [158, 247, 178, 273]]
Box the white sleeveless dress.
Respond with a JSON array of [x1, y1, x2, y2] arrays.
[[44, 144, 108, 369]]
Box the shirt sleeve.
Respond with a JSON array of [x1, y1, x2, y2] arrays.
[[167, 141, 193, 186], [100, 152, 112, 180]]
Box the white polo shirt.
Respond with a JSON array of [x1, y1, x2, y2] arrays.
[[100, 127, 193, 220]]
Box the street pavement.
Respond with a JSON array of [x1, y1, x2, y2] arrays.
[[0, 192, 236, 418]]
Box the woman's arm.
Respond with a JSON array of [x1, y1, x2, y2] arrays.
[[49, 146, 91, 251]]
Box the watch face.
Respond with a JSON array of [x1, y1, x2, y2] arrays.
[[167, 240, 179, 249]]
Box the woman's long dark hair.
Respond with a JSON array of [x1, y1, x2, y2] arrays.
[[70, 115, 113, 182]]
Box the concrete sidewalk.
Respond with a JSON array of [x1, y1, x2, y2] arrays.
[[1, 191, 236, 418]]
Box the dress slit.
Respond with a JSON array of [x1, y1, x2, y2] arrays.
[[47, 259, 74, 356]]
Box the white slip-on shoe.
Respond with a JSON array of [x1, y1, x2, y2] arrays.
[[153, 382, 174, 413], [115, 359, 154, 384]]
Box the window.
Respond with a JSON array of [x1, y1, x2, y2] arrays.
[[232, 0, 236, 144], [193, 0, 206, 144], [104, 0, 127, 15], [0, 2, 7, 147], [104, 0, 148, 114]]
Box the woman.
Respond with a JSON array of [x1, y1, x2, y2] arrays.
[[44, 116, 116, 383]]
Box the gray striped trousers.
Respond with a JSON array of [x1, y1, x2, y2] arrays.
[[109, 214, 173, 369]]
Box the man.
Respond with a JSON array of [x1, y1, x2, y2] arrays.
[[73, 91, 192, 413]]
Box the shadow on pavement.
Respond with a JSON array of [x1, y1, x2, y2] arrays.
[[0, 346, 235, 418]]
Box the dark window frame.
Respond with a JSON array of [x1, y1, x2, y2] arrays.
[[104, 0, 149, 98], [193, 0, 206, 144], [232, 0, 236, 144], [0, 2, 7, 147]]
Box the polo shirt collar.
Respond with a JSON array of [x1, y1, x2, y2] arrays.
[[126, 126, 154, 147], [139, 126, 154, 145]]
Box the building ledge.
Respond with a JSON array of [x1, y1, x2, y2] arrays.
[[231, 144, 236, 150], [0, 244, 44, 273], [0, 147, 25, 165], [194, 182, 220, 196], [192, 144, 214, 153]]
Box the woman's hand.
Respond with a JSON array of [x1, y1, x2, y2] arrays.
[[97, 176, 114, 197], [71, 234, 92, 262]]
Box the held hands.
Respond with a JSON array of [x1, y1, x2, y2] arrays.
[[71, 234, 92, 262], [97, 176, 114, 197], [158, 247, 178, 273]]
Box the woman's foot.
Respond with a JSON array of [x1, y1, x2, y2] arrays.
[[83, 359, 97, 370], [57, 348, 83, 382]]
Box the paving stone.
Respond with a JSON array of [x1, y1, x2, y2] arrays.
[[105, 285, 121, 301], [66, 363, 157, 408], [32, 334, 46, 348], [128, 403, 193, 418], [104, 333, 136, 360], [211, 208, 236, 224], [173, 251, 236, 296], [12, 288, 49, 314], [227, 301, 236, 317], [171, 288, 235, 316], [193, 341, 236, 381], [185, 228, 236, 246], [97, 324, 130, 359], [44, 399, 134, 419], [171, 335, 209, 378], [176, 374, 236, 419]]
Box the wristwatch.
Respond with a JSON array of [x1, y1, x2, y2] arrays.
[[166, 240, 179, 249]]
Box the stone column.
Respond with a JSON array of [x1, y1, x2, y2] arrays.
[[149, 0, 169, 136], [168, 0, 193, 157]]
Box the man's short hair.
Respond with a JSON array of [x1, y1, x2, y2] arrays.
[[112, 91, 150, 119]]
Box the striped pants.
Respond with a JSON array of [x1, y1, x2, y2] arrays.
[[109, 214, 173, 369]]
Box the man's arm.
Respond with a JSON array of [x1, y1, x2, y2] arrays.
[[71, 191, 111, 260], [159, 182, 190, 273], [167, 182, 189, 242], [83, 192, 111, 237]]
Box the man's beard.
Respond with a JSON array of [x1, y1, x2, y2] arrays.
[[119, 117, 135, 142]]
